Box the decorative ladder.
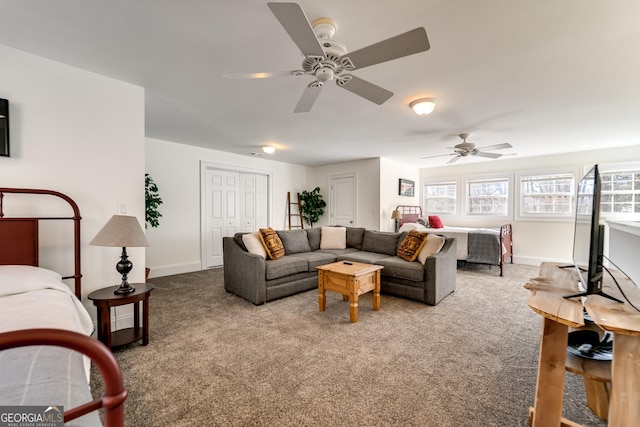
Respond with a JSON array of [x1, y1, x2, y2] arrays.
[[287, 192, 304, 230]]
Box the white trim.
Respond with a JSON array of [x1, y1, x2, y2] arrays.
[[147, 261, 202, 279]]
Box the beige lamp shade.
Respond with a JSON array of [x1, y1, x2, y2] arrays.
[[90, 215, 149, 247], [391, 210, 402, 220]]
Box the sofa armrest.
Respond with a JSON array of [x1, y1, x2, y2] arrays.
[[223, 237, 267, 305], [423, 237, 457, 305]]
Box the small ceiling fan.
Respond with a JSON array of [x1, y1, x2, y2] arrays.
[[422, 133, 513, 164], [224, 2, 430, 113]]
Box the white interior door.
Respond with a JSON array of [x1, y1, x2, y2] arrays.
[[330, 173, 356, 226], [204, 169, 239, 267]]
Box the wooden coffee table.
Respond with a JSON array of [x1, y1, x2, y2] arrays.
[[316, 261, 384, 323]]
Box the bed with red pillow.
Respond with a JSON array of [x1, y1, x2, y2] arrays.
[[395, 205, 513, 276]]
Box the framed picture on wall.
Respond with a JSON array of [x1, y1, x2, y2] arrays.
[[0, 99, 9, 157], [399, 179, 414, 197]]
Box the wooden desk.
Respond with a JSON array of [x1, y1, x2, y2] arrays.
[[526, 262, 640, 427]]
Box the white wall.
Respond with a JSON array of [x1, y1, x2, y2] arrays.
[[312, 158, 381, 230], [0, 45, 145, 313], [145, 138, 312, 277], [420, 145, 640, 265], [380, 158, 420, 231]]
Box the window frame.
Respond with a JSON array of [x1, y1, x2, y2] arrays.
[[421, 177, 460, 217], [597, 162, 640, 221], [463, 172, 514, 219], [515, 167, 579, 221]]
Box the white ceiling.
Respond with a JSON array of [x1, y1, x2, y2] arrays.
[[1, 0, 639, 167]]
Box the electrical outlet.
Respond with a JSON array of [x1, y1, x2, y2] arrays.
[[117, 203, 129, 215]]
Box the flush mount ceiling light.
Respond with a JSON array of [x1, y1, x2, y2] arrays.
[[409, 98, 438, 116], [262, 146, 276, 154]]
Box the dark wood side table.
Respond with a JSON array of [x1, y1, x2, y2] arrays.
[[88, 283, 154, 349]]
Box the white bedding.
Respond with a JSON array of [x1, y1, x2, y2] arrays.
[[0, 265, 93, 336]]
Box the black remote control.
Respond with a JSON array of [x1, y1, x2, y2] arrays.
[[343, 261, 352, 265]]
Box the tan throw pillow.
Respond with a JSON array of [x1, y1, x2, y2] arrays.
[[320, 226, 347, 250], [242, 231, 267, 259], [397, 230, 429, 262], [417, 234, 446, 265], [258, 228, 285, 260]]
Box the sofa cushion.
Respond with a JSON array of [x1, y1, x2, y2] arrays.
[[242, 231, 267, 258], [340, 251, 391, 264], [346, 227, 366, 249], [305, 228, 321, 250], [265, 256, 308, 280], [417, 234, 446, 265], [376, 257, 425, 282], [320, 226, 346, 249], [315, 247, 360, 257], [397, 230, 428, 262], [361, 230, 401, 256], [276, 229, 311, 254], [289, 251, 337, 271], [259, 228, 285, 260]]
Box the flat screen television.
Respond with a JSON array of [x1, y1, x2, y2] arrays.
[[564, 164, 621, 302]]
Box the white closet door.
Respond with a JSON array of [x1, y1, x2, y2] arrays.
[[239, 172, 256, 232], [204, 169, 239, 267], [255, 174, 268, 229]]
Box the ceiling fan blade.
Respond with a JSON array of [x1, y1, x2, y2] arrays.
[[337, 75, 393, 105], [447, 155, 461, 164], [294, 84, 323, 113], [476, 142, 512, 151], [341, 27, 430, 70], [267, 2, 325, 57], [421, 153, 456, 159], [475, 151, 503, 159], [223, 70, 301, 79]]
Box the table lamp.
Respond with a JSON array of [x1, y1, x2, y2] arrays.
[[391, 210, 402, 232], [90, 215, 149, 294]]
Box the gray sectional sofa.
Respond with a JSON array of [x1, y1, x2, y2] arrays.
[[223, 227, 457, 306]]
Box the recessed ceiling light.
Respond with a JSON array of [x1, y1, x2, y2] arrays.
[[262, 146, 276, 154], [409, 98, 438, 116]]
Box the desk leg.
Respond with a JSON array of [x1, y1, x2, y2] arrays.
[[608, 333, 640, 425], [532, 317, 568, 427]]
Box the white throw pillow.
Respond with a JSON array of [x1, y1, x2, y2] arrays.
[[320, 226, 347, 250], [242, 231, 267, 259], [417, 234, 446, 265]]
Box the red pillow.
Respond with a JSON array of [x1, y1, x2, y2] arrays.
[[428, 215, 443, 229]]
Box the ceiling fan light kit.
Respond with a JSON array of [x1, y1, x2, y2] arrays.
[[227, 2, 431, 113], [410, 98, 437, 115]]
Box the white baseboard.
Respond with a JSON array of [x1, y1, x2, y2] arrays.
[[147, 261, 202, 279], [512, 255, 572, 266]]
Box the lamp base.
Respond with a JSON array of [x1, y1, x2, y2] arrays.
[[114, 283, 136, 295]]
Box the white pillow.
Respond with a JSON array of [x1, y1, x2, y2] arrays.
[[417, 234, 446, 265], [242, 232, 267, 259], [320, 226, 347, 250]]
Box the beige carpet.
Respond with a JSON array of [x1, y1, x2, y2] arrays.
[[92, 263, 607, 427]]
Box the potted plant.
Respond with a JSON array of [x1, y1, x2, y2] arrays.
[[145, 173, 163, 229], [145, 173, 163, 281], [299, 187, 326, 228]]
